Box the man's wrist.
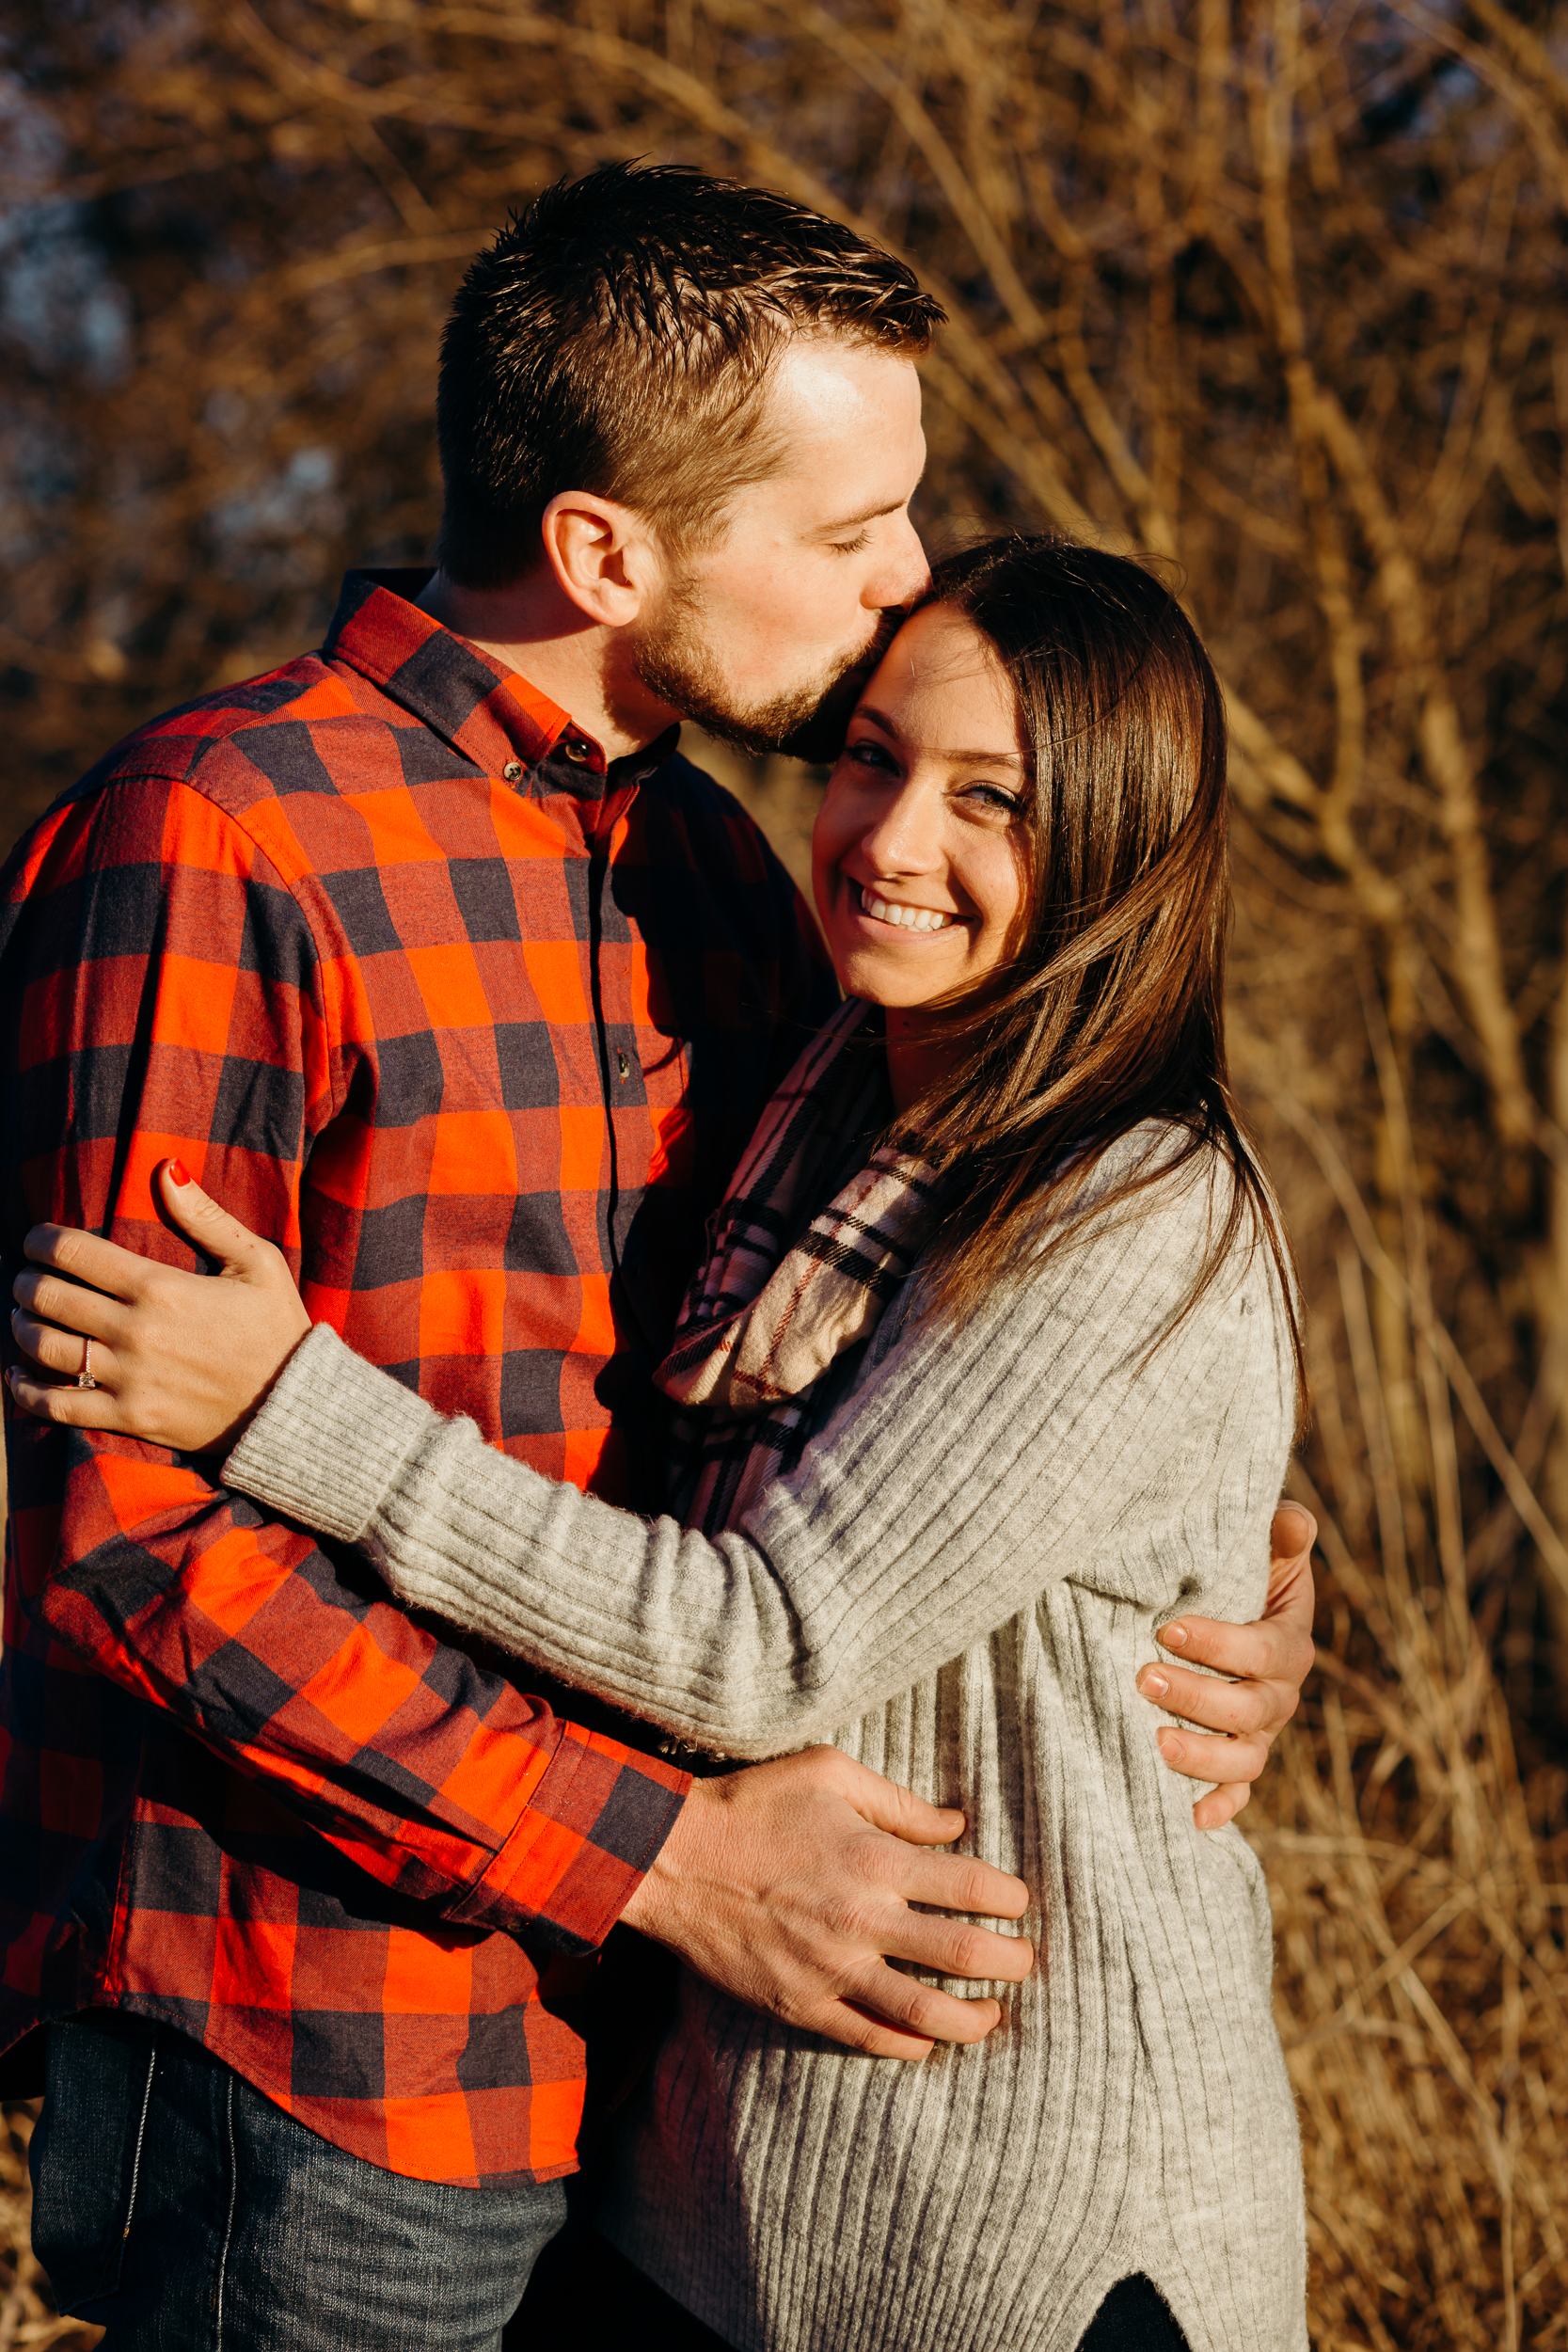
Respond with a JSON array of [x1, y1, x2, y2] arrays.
[[616, 1776, 711, 1942]]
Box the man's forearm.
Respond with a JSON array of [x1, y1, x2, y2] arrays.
[[29, 1422, 688, 1951]]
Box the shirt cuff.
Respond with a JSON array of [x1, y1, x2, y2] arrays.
[[446, 1724, 690, 1952], [223, 1323, 433, 1544]]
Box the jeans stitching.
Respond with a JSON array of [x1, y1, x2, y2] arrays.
[[119, 2027, 160, 2267], [213, 2066, 239, 2349]]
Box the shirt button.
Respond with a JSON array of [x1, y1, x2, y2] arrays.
[[502, 759, 524, 783], [560, 738, 593, 765]]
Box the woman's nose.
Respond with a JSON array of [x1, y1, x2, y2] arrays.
[[860, 780, 944, 875]]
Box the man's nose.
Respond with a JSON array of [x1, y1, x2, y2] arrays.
[[865, 513, 930, 612]]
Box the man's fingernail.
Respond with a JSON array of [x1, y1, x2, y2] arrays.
[[166, 1158, 192, 1187], [1162, 1622, 1189, 1649], [1141, 1669, 1169, 1697]]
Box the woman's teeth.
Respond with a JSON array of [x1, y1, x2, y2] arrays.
[[860, 888, 954, 933]]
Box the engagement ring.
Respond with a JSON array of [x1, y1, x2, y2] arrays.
[[76, 1338, 97, 1391]]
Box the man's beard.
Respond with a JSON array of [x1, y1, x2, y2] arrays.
[[630, 585, 903, 765]]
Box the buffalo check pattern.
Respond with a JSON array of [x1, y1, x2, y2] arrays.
[[0, 569, 836, 2185]]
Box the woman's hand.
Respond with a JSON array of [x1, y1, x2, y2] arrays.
[[8, 1161, 312, 1454]]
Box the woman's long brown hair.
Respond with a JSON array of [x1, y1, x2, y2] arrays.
[[903, 533, 1306, 1409]]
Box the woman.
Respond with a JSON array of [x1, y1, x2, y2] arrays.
[[11, 537, 1307, 2350]]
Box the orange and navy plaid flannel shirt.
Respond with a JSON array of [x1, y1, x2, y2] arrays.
[[0, 569, 835, 2185]]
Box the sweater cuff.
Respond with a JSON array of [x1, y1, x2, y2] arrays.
[[223, 1323, 436, 1545]]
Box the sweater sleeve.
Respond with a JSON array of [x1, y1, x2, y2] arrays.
[[224, 1140, 1295, 1758]]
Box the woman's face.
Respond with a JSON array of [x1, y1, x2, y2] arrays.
[[812, 602, 1029, 1009]]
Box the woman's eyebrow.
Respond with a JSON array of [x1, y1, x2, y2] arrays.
[[856, 706, 1024, 766]]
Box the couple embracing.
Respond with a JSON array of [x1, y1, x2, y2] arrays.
[[1, 165, 1314, 2352]]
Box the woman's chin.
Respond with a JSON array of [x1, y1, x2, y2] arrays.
[[830, 945, 955, 1009]]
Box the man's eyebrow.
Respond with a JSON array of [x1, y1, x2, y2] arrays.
[[812, 498, 907, 535], [856, 705, 1026, 765]]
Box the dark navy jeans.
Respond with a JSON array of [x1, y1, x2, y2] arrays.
[[30, 2011, 567, 2351]]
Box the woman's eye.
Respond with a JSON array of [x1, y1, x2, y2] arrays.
[[963, 781, 1024, 816], [845, 739, 896, 772]]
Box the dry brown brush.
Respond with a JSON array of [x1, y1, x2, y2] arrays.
[[4, 0, 1568, 2341]]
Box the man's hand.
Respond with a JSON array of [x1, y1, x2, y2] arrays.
[[1136, 1502, 1317, 1830], [620, 1746, 1033, 2060]]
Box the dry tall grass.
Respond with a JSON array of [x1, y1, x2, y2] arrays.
[[4, 1, 1568, 2343]]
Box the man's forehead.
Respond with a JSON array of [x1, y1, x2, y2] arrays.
[[764, 337, 923, 444], [759, 344, 925, 511]]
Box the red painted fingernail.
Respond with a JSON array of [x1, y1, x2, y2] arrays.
[[166, 1158, 192, 1187], [1162, 1622, 1189, 1648]]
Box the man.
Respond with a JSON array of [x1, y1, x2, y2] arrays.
[[0, 166, 1314, 2348]]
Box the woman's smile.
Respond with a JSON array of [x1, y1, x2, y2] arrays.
[[854, 885, 958, 934]]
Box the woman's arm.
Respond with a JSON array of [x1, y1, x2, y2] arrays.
[[11, 1155, 1309, 1793], [230, 1151, 1292, 1757]]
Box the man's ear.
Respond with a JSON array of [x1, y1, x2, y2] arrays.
[[539, 490, 665, 629]]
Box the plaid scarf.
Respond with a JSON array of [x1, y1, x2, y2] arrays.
[[656, 997, 942, 1538]]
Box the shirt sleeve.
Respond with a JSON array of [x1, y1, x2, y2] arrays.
[[224, 1145, 1298, 1759], [1, 775, 687, 1952], [768, 856, 841, 1085]]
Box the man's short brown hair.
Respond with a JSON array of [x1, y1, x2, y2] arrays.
[[435, 163, 943, 588]]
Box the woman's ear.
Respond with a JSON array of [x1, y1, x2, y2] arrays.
[[539, 490, 663, 628]]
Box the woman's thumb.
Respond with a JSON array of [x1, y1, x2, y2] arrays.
[[156, 1158, 270, 1277]]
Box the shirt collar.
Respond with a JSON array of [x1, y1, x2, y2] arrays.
[[322, 567, 678, 800]]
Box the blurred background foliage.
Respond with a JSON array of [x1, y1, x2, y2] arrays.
[[4, 0, 1568, 2343]]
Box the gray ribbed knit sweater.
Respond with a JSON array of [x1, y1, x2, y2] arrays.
[[224, 1129, 1307, 2352]]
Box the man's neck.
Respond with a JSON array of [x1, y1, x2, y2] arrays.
[[415, 568, 674, 760]]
